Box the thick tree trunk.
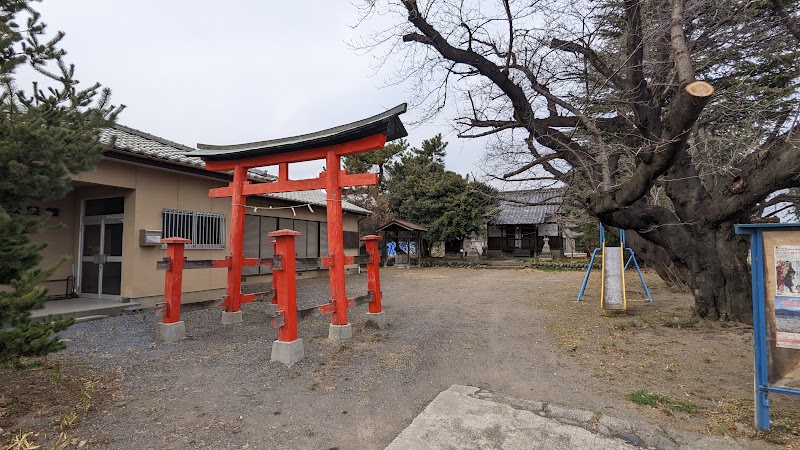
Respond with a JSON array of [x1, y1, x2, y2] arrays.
[[686, 222, 752, 322], [628, 221, 753, 323], [625, 230, 691, 290]]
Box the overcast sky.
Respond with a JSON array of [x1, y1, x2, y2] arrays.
[[29, 1, 498, 182]]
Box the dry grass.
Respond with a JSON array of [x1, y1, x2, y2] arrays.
[[542, 270, 800, 446], [0, 358, 119, 449]]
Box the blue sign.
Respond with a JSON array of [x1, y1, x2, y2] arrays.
[[735, 224, 800, 430]]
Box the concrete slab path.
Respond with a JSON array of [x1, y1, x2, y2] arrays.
[[30, 297, 139, 319], [386, 385, 638, 450], [386, 385, 768, 450]]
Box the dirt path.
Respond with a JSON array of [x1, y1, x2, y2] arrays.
[[7, 267, 799, 449]]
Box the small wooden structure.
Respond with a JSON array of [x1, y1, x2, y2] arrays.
[[376, 218, 426, 268], [486, 189, 566, 258]]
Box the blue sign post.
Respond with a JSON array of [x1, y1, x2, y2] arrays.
[[735, 223, 800, 430]]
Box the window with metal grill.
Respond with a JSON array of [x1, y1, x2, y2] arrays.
[[161, 209, 226, 249]]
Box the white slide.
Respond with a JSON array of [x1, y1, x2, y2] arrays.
[[602, 246, 626, 310]]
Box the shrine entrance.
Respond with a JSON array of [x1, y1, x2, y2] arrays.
[[185, 104, 407, 339]]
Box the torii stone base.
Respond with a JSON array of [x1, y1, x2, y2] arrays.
[[221, 310, 243, 325], [270, 338, 305, 367], [157, 321, 186, 342], [365, 312, 387, 329], [328, 323, 353, 341]]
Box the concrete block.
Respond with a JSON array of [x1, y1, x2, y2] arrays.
[[221, 310, 243, 325], [598, 415, 664, 448], [657, 436, 679, 450], [498, 397, 544, 413], [270, 338, 304, 367], [617, 432, 645, 447], [157, 321, 186, 342], [365, 311, 387, 329], [385, 388, 640, 450], [545, 404, 596, 424], [328, 323, 353, 341], [447, 385, 480, 396]]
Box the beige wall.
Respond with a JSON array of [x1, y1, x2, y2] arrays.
[[127, 164, 230, 299], [36, 158, 366, 304], [36, 193, 77, 294]]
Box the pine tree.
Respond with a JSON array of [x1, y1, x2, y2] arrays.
[[342, 139, 408, 233], [384, 135, 498, 253], [0, 0, 122, 365]]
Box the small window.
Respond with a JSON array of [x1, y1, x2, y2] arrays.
[[85, 197, 125, 216], [343, 230, 360, 250], [162, 209, 226, 249]]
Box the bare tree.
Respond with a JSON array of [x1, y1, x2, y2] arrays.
[[355, 0, 800, 322]]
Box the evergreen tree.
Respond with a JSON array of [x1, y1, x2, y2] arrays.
[[0, 0, 122, 365], [342, 139, 407, 233], [343, 138, 407, 190], [385, 135, 498, 253]]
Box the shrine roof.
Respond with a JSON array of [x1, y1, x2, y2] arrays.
[[376, 218, 427, 232], [189, 104, 408, 161], [489, 189, 564, 225]]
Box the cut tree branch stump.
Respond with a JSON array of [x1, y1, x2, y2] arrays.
[[685, 81, 714, 98]]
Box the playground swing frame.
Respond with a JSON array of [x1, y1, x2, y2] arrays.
[[576, 225, 654, 308]]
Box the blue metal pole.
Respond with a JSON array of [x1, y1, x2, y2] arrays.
[[750, 230, 771, 430], [626, 248, 653, 303], [576, 248, 600, 302]]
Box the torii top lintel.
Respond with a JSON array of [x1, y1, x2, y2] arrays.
[[187, 103, 408, 171]]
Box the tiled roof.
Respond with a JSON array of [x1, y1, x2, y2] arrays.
[[102, 126, 203, 168], [193, 103, 408, 160], [376, 218, 427, 232], [489, 189, 563, 225], [100, 125, 369, 215], [268, 190, 371, 215]]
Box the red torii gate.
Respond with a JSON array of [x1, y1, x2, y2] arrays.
[[188, 104, 407, 339]]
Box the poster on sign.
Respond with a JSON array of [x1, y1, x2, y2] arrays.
[[762, 234, 800, 387], [775, 246, 800, 349]]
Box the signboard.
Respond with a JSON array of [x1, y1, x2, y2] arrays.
[[735, 224, 800, 430], [761, 234, 800, 389]]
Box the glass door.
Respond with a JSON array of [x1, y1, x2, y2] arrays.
[[79, 197, 124, 299], [80, 215, 124, 300]]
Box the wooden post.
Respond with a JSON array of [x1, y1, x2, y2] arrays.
[[225, 164, 247, 313], [325, 150, 348, 326], [161, 237, 191, 324], [270, 229, 300, 342], [361, 235, 383, 313], [270, 239, 278, 304]]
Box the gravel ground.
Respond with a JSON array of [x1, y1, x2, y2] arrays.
[[54, 268, 632, 450], [51, 267, 794, 449]]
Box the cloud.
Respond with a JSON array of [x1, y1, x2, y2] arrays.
[[25, 0, 490, 181]]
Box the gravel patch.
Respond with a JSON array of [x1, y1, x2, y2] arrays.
[[46, 268, 792, 449]]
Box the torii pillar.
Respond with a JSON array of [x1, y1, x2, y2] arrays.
[[187, 104, 408, 339], [324, 151, 351, 338]]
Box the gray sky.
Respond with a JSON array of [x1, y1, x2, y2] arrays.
[[31, 0, 495, 182]]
